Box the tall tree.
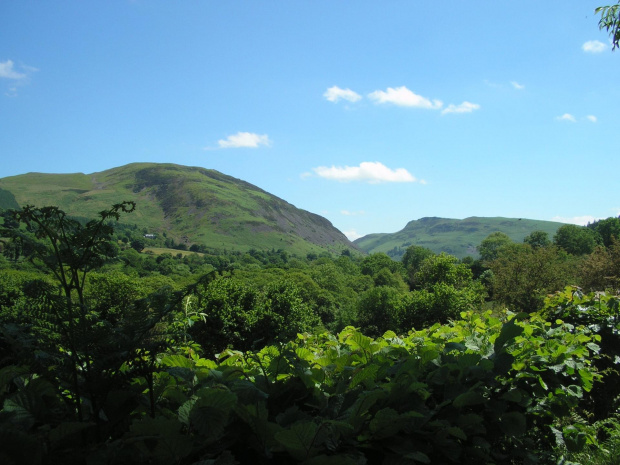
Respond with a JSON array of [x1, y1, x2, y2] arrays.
[[478, 231, 513, 262], [554, 224, 602, 255], [489, 244, 573, 312], [414, 252, 474, 290], [590, 217, 620, 248], [579, 238, 620, 292], [523, 230, 551, 249], [401, 245, 434, 288]]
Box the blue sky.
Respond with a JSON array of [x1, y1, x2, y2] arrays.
[[1, 1, 618, 240]]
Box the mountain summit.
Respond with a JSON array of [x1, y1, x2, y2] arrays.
[[0, 163, 357, 255], [354, 216, 565, 259]]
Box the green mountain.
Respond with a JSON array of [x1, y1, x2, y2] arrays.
[[0, 188, 19, 210], [354, 216, 565, 259], [0, 163, 357, 256]]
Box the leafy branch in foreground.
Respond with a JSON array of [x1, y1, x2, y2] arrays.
[[0, 202, 188, 463], [88, 306, 602, 464], [596, 3, 620, 49], [2, 202, 137, 419]]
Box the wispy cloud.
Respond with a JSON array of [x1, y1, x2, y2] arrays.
[[212, 132, 272, 149], [484, 80, 525, 90], [0, 60, 27, 80], [368, 86, 443, 109], [324, 86, 362, 103], [441, 101, 480, 115], [1, 60, 37, 96], [582, 40, 607, 53], [311, 161, 420, 184], [341, 210, 365, 216], [556, 113, 576, 123], [555, 114, 598, 123], [551, 215, 600, 226]]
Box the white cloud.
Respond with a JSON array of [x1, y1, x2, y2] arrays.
[[552, 215, 600, 226], [0, 60, 26, 80], [343, 229, 363, 241], [441, 101, 480, 115], [582, 40, 607, 53], [556, 113, 576, 123], [216, 132, 271, 149], [1, 60, 38, 96], [586, 115, 597, 123], [324, 86, 362, 103], [312, 161, 418, 184], [341, 210, 365, 216], [368, 86, 442, 109], [485, 80, 524, 90]]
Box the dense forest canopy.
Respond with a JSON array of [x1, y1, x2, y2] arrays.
[[1, 202, 620, 464]]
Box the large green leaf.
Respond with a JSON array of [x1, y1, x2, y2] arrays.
[[500, 388, 523, 403], [565, 384, 583, 398], [178, 397, 197, 427], [130, 417, 193, 464], [274, 421, 319, 461], [453, 390, 486, 408], [348, 331, 373, 354], [369, 407, 401, 439], [187, 388, 237, 438], [493, 320, 524, 353], [562, 425, 587, 453], [3, 397, 36, 429], [0, 365, 29, 390], [456, 414, 485, 436], [234, 401, 281, 451], [161, 354, 194, 368], [349, 364, 379, 389], [2, 377, 57, 429], [344, 389, 385, 429]]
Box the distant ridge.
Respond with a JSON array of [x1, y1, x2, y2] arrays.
[[0, 163, 357, 256], [354, 216, 564, 259]]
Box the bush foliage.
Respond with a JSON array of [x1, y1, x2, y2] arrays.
[[1, 204, 620, 464]]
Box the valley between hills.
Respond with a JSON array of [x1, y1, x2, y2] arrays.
[[0, 162, 565, 258]]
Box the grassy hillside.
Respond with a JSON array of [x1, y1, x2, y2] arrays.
[[0, 188, 19, 210], [0, 163, 357, 256], [354, 216, 564, 259]]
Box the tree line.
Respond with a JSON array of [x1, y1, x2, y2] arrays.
[[1, 202, 620, 463]]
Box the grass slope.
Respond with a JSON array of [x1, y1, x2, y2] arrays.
[[0, 188, 19, 210], [0, 163, 356, 256], [354, 216, 564, 259]]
